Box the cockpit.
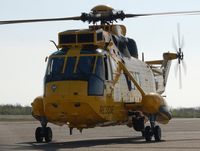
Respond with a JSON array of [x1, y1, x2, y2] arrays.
[[44, 48, 108, 96]]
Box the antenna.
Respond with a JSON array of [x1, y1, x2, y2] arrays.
[[142, 52, 145, 62]]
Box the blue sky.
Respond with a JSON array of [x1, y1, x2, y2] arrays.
[[0, 0, 200, 107]]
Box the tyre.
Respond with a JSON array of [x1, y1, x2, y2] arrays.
[[35, 127, 43, 142], [154, 125, 161, 141], [144, 126, 152, 142], [44, 127, 52, 142]]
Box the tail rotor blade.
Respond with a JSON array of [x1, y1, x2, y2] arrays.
[[178, 64, 182, 89], [174, 61, 179, 78], [182, 60, 187, 75], [173, 23, 186, 89], [172, 36, 178, 52], [181, 35, 185, 49], [177, 23, 181, 49]]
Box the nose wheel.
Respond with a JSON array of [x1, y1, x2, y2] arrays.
[[144, 115, 161, 142], [35, 127, 43, 142], [35, 117, 53, 143], [35, 126, 52, 143]]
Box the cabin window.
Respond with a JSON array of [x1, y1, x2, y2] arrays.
[[125, 75, 132, 91], [135, 72, 141, 86], [129, 72, 141, 91], [130, 73, 136, 90], [123, 72, 141, 91]]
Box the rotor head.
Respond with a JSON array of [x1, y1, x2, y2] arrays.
[[80, 5, 126, 24]]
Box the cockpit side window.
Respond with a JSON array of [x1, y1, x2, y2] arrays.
[[46, 57, 64, 76], [88, 56, 104, 96], [103, 56, 113, 81], [125, 74, 132, 91], [104, 57, 108, 80], [95, 56, 105, 80]]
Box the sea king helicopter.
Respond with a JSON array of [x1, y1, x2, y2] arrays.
[[1, 5, 199, 142]]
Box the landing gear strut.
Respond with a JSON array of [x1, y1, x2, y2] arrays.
[[144, 115, 161, 142], [35, 117, 52, 143]]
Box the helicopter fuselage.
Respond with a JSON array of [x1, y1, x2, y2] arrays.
[[32, 24, 171, 130]]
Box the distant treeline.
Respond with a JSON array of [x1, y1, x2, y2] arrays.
[[0, 104, 31, 115], [0, 104, 200, 118], [171, 107, 200, 118]]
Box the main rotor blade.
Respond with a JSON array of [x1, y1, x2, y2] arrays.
[[125, 10, 200, 18], [0, 16, 81, 25]]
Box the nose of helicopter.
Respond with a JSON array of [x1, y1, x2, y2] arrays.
[[43, 81, 105, 127], [44, 99, 104, 127]]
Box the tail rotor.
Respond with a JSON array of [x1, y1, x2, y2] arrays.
[[173, 23, 187, 88]]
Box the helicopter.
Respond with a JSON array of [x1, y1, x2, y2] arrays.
[[1, 5, 199, 142]]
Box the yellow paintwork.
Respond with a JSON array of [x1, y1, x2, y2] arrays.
[[31, 96, 44, 117], [141, 93, 165, 114], [32, 45, 128, 128], [42, 81, 127, 128]]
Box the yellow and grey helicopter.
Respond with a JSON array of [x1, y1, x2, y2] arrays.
[[1, 5, 198, 142]]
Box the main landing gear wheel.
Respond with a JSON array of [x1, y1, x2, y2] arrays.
[[144, 125, 162, 142], [144, 115, 162, 142], [144, 126, 152, 141], [154, 125, 161, 141]]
